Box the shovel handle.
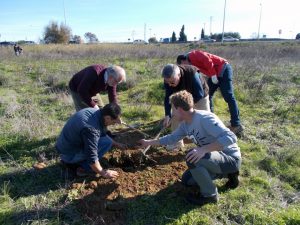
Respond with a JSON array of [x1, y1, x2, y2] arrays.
[[142, 126, 165, 154], [121, 122, 152, 138]]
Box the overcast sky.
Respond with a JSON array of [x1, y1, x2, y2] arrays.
[[0, 0, 299, 42]]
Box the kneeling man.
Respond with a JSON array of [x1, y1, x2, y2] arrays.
[[56, 103, 125, 178]]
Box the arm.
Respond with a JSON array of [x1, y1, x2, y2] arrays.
[[139, 123, 187, 149], [81, 127, 119, 178], [107, 85, 118, 103], [191, 72, 205, 102], [164, 83, 173, 117], [186, 114, 237, 163]]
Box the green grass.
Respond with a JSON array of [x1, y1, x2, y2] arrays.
[[0, 42, 299, 224]]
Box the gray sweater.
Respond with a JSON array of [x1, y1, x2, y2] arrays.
[[159, 110, 241, 158]]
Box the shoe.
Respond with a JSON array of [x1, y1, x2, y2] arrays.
[[224, 171, 239, 189], [76, 167, 95, 177], [186, 193, 218, 206], [60, 160, 80, 171], [228, 125, 244, 135], [166, 140, 184, 151]]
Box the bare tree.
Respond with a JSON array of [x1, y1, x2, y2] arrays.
[[43, 21, 72, 44], [84, 32, 99, 43]]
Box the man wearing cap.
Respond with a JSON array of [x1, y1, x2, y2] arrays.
[[177, 50, 243, 135], [69, 65, 126, 111], [162, 63, 209, 150]]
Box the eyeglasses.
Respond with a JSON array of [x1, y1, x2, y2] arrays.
[[165, 78, 178, 86]]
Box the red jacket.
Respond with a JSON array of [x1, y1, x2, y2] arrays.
[[187, 50, 228, 77], [69, 65, 117, 107]]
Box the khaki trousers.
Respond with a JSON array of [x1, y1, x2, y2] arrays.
[[70, 90, 104, 112]]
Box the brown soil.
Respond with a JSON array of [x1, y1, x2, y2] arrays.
[[70, 129, 189, 225]]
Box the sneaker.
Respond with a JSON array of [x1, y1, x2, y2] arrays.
[[228, 125, 244, 135], [76, 167, 95, 177], [166, 140, 184, 151], [186, 193, 218, 206], [224, 171, 239, 189]]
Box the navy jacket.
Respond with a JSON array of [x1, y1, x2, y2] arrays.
[[56, 108, 106, 165], [164, 65, 208, 117]]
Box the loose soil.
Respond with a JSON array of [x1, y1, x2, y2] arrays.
[[69, 129, 190, 225]]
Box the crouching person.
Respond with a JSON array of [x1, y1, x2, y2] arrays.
[[139, 90, 241, 206], [55, 103, 125, 178]]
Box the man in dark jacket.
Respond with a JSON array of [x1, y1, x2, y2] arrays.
[[55, 103, 125, 178], [177, 50, 243, 135], [69, 65, 126, 111], [162, 63, 209, 150]]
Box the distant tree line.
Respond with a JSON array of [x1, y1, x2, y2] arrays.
[[42, 21, 242, 44]]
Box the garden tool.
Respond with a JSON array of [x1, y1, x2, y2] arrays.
[[121, 121, 152, 138]]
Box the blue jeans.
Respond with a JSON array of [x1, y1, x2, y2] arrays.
[[60, 135, 113, 172], [183, 151, 241, 196], [208, 64, 241, 126]]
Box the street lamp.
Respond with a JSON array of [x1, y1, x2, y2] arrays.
[[257, 3, 262, 39], [221, 0, 227, 43]]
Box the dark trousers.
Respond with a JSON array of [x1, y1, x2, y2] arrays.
[[208, 64, 240, 126]]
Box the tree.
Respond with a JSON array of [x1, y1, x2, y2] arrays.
[[84, 32, 99, 43], [211, 32, 241, 41], [178, 25, 187, 42], [148, 37, 158, 43], [71, 35, 82, 44], [171, 31, 176, 43], [201, 28, 205, 39], [43, 21, 72, 44]]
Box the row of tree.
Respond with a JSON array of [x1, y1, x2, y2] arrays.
[[44, 21, 241, 44]]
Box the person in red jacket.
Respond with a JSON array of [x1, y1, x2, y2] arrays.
[[177, 50, 243, 134], [69, 65, 126, 111]]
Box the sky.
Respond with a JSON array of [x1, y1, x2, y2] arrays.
[[0, 0, 299, 43]]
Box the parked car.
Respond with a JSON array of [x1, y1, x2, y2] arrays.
[[223, 36, 239, 42], [133, 39, 147, 44], [202, 37, 216, 43], [296, 33, 300, 40]]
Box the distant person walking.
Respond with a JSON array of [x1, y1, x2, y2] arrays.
[[177, 50, 243, 135], [162, 64, 209, 150], [69, 65, 126, 111], [13, 44, 23, 56]]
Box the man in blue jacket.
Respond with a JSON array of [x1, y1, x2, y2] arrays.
[[56, 103, 125, 178]]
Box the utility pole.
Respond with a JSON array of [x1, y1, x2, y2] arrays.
[[209, 16, 213, 36], [221, 0, 227, 43], [63, 0, 67, 25], [257, 2, 262, 39], [144, 23, 147, 42]]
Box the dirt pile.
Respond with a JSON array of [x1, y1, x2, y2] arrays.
[[69, 129, 189, 225]]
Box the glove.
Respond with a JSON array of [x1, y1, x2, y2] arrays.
[[211, 75, 219, 84]]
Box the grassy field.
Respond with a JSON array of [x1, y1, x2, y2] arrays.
[[0, 42, 300, 225]]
